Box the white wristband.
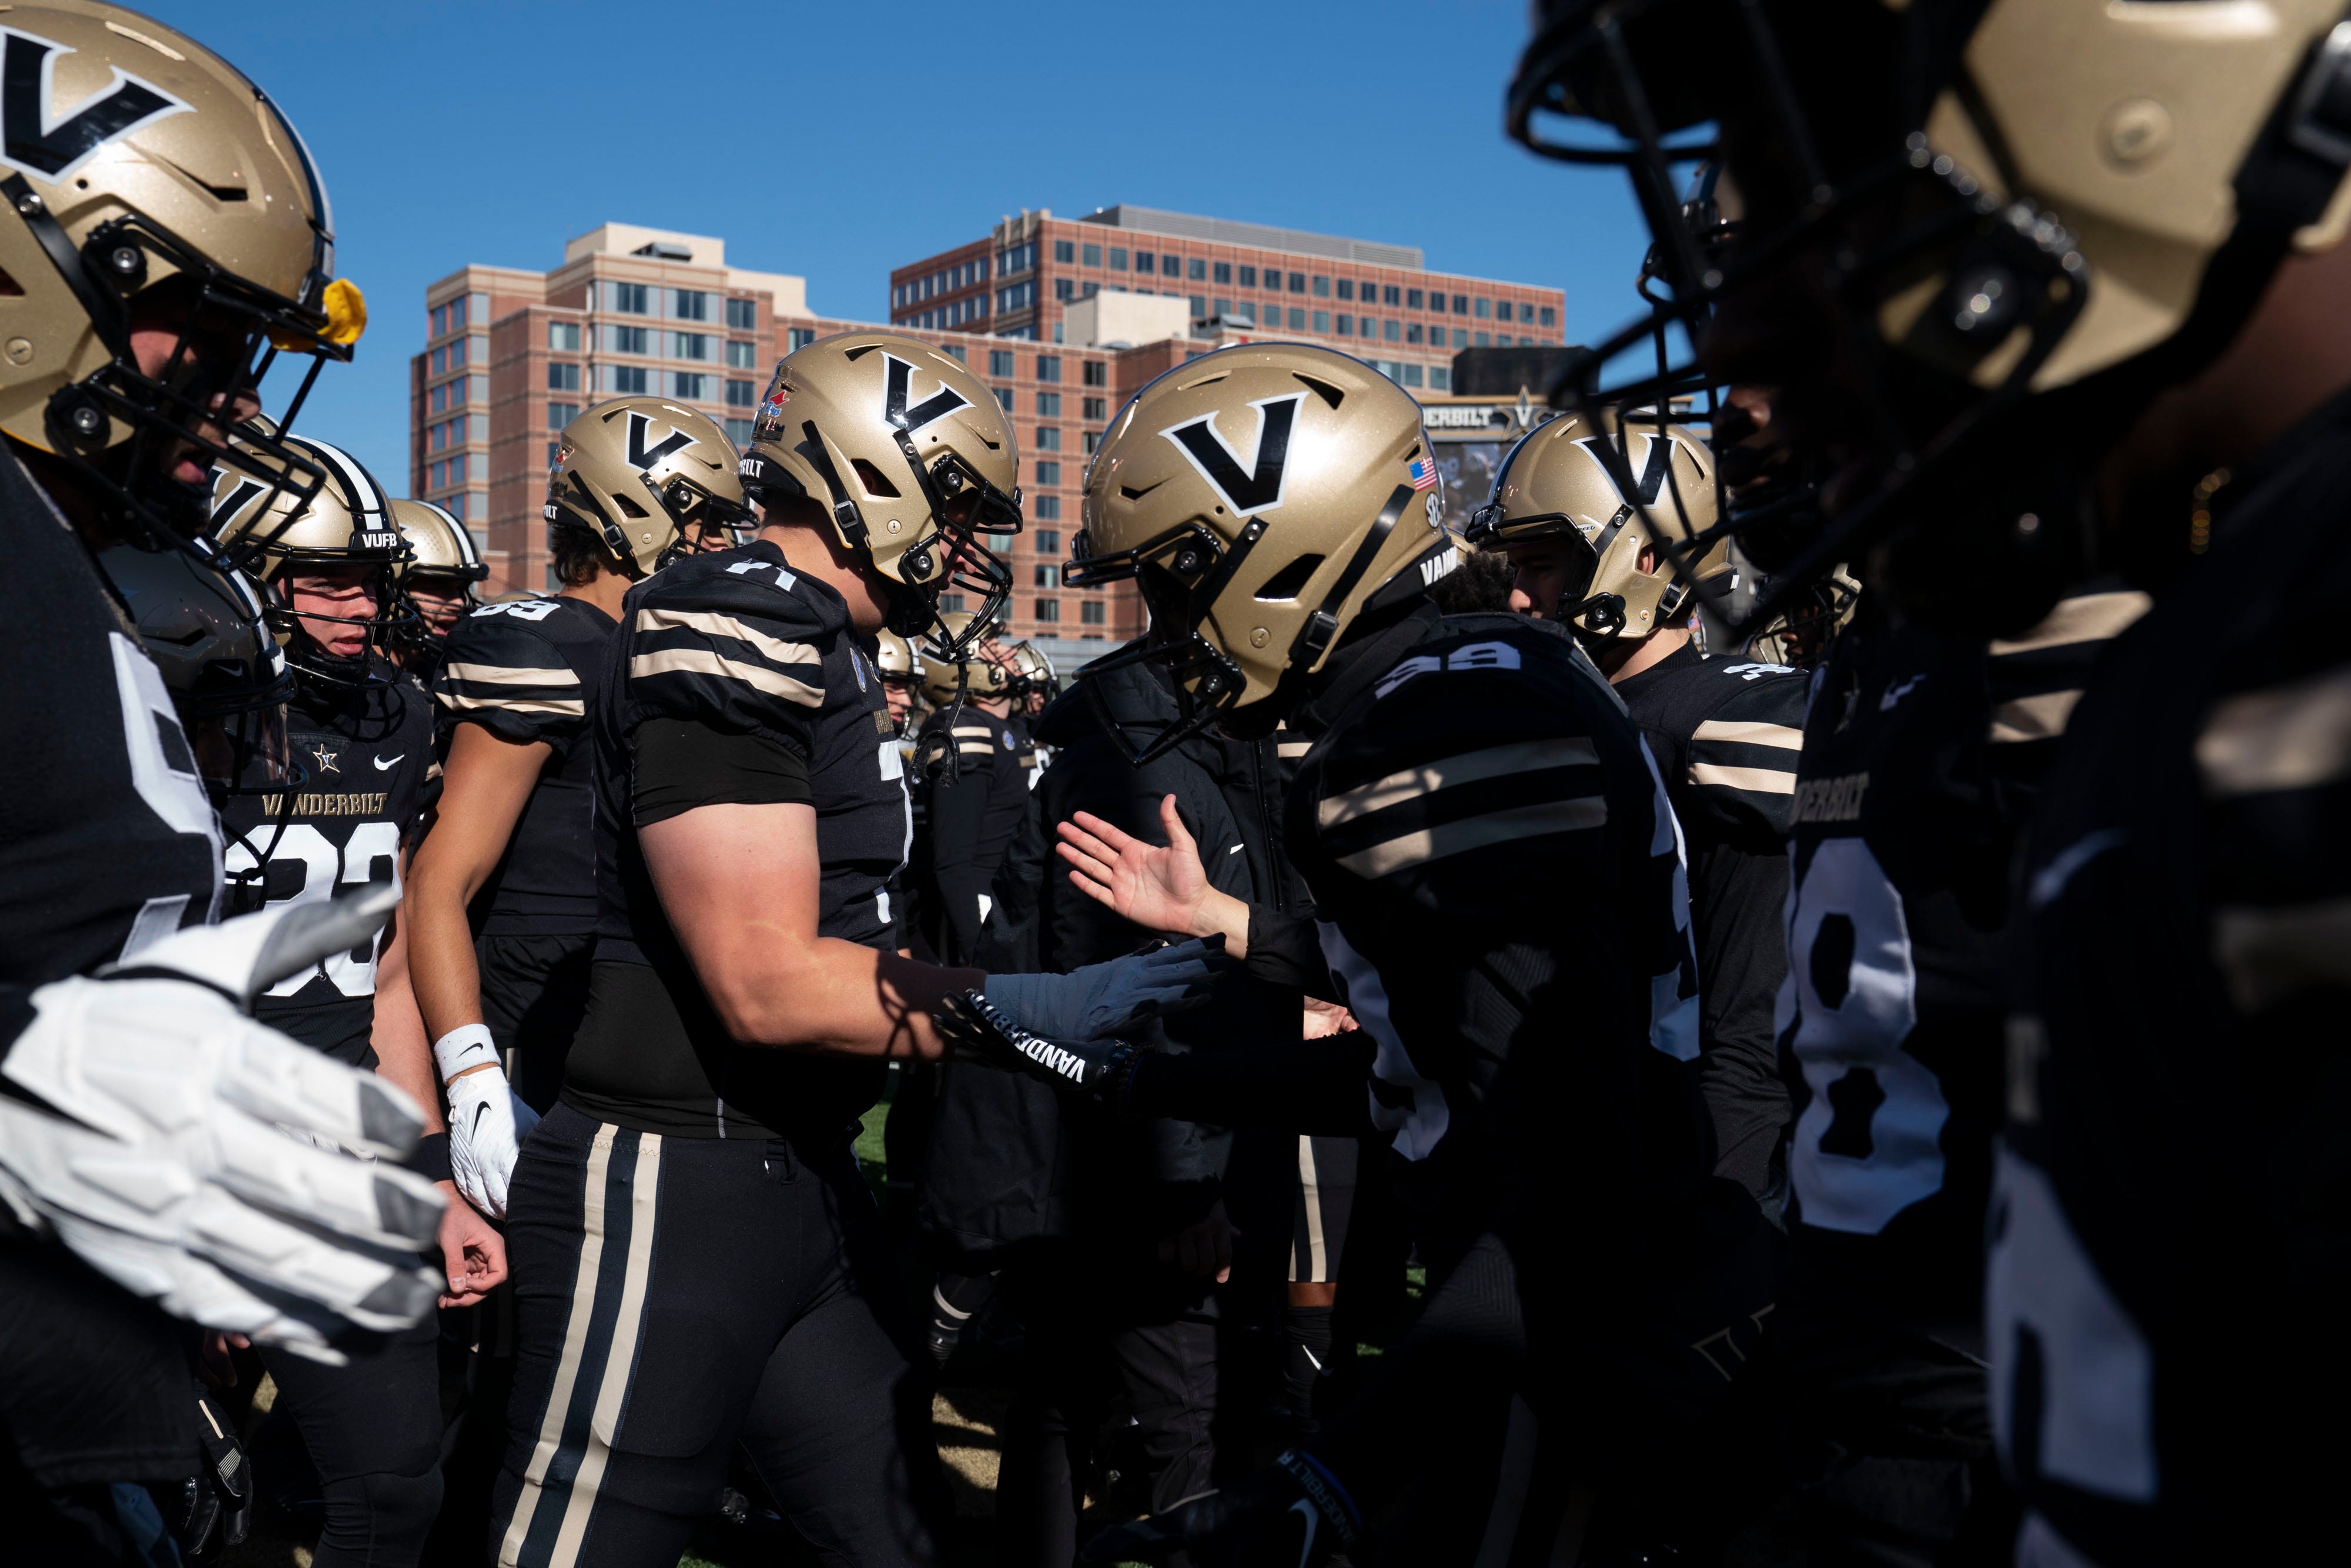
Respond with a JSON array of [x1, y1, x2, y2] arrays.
[[432, 1023, 500, 1085]]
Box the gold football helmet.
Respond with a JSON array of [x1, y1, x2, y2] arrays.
[[0, 4, 362, 535], [212, 434, 408, 685], [545, 397, 751, 578], [919, 609, 1013, 706], [1006, 641, 1060, 709], [391, 497, 487, 655], [1070, 344, 1452, 762], [739, 332, 1021, 654], [875, 629, 923, 686], [1466, 407, 1724, 642]]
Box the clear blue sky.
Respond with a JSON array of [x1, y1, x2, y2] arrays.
[[139, 0, 1650, 488]]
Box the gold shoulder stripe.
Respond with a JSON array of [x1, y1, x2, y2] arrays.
[[630, 648, 823, 708], [1335, 798, 1607, 879], [1317, 736, 1599, 829], [442, 693, 586, 718], [1276, 741, 1313, 759], [443, 661, 578, 686], [2213, 894, 2351, 1011], [636, 607, 816, 671], [1691, 719, 1803, 751], [1989, 689, 2082, 744], [952, 726, 996, 738], [1989, 590, 2152, 657], [1689, 762, 1797, 794], [2198, 665, 2351, 797]]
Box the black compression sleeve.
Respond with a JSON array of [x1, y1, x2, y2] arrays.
[[1243, 904, 1332, 995], [1124, 1035, 1375, 1134], [632, 718, 810, 828]]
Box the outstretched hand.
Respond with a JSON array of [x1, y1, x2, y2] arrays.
[[1057, 795, 1251, 956]]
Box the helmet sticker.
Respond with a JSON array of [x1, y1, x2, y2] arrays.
[[0, 28, 192, 184], [623, 411, 692, 471], [1160, 392, 1305, 518], [882, 353, 970, 433]]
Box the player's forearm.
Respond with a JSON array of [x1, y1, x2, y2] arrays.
[[403, 852, 491, 1043], [369, 915, 444, 1135], [699, 934, 982, 1058]]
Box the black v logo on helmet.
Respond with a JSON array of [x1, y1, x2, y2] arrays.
[[1575, 430, 1687, 508], [623, 411, 692, 472], [883, 353, 970, 433], [1161, 393, 1305, 518], [0, 27, 189, 182]]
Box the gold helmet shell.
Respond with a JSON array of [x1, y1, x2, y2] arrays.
[[1071, 344, 1450, 754], [391, 497, 486, 588], [544, 397, 749, 578], [1467, 407, 1724, 641], [918, 609, 1012, 705], [873, 629, 923, 685], [1006, 640, 1060, 705], [0, 5, 357, 465], [739, 331, 1021, 653]]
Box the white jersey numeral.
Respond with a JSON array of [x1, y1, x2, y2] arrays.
[[1779, 835, 1948, 1233], [108, 633, 223, 930], [226, 820, 403, 998]]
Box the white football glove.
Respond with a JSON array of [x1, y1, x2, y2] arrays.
[[434, 1024, 538, 1219], [0, 887, 445, 1363]]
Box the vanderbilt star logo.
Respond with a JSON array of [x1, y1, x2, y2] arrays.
[[310, 743, 341, 776]]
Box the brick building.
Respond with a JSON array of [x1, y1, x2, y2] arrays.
[[888, 203, 1567, 393]]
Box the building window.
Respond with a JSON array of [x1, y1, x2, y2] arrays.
[[1406, 323, 1424, 345], [1378, 319, 1397, 342], [1079, 396, 1105, 423], [1033, 493, 1061, 520], [990, 349, 1014, 377], [1134, 250, 1154, 276], [999, 242, 1036, 275], [941, 592, 967, 613], [1475, 297, 1493, 320], [943, 343, 966, 363], [1034, 530, 1060, 554], [1108, 246, 1131, 273], [1539, 305, 1556, 327], [609, 366, 648, 394], [1081, 359, 1107, 387], [1405, 288, 1423, 309], [1281, 272, 1301, 293], [1034, 597, 1060, 622], [1429, 293, 1448, 315], [997, 281, 1034, 313], [1190, 294, 1207, 321], [1308, 310, 1328, 334], [726, 297, 757, 330], [788, 327, 816, 350], [1082, 242, 1102, 267], [1335, 279, 1354, 301], [1054, 239, 1074, 263], [673, 332, 709, 360], [1035, 426, 1061, 451], [1400, 364, 1424, 388], [1080, 599, 1106, 626], [547, 361, 581, 391], [1335, 314, 1352, 336], [1238, 264, 1257, 287], [673, 290, 709, 321], [1429, 366, 1452, 391], [1451, 294, 1469, 314], [611, 282, 649, 314], [1036, 355, 1061, 383], [547, 442, 561, 468], [1035, 460, 1060, 486], [1210, 296, 1231, 322], [1208, 261, 1228, 285], [1055, 278, 1074, 301], [1473, 331, 1491, 347], [995, 387, 1013, 411], [1287, 307, 1306, 331], [548, 402, 577, 429], [1232, 301, 1257, 327], [548, 320, 581, 351], [429, 383, 446, 413], [1312, 275, 1331, 298], [430, 303, 447, 339], [610, 324, 649, 354], [726, 340, 758, 368], [1034, 564, 1060, 588], [447, 337, 467, 368], [1082, 431, 1102, 454], [1036, 390, 1061, 416], [1453, 328, 1469, 349], [672, 372, 708, 400], [724, 418, 753, 447], [1159, 254, 1178, 278], [726, 378, 756, 407]]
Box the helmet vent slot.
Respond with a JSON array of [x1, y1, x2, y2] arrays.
[[1254, 554, 1324, 601], [0, 267, 20, 296], [852, 458, 902, 498], [1294, 374, 1345, 410], [1120, 478, 1166, 502], [614, 494, 649, 519]]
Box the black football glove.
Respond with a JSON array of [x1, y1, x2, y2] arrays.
[[1080, 1450, 1359, 1567], [935, 992, 1145, 1107]]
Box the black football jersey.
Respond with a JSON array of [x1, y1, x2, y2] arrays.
[[570, 539, 909, 1137], [0, 458, 221, 990], [432, 595, 617, 935], [1613, 643, 1809, 1204], [1776, 589, 2146, 1341], [219, 662, 433, 1065], [1285, 609, 1707, 1265], [915, 702, 1030, 964], [1994, 418, 2351, 1563]]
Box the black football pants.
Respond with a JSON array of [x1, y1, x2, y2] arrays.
[[259, 1314, 444, 1568], [491, 1105, 948, 1568]]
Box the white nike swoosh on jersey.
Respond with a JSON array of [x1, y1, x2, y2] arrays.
[[374, 753, 405, 770], [1287, 1499, 1318, 1568]]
